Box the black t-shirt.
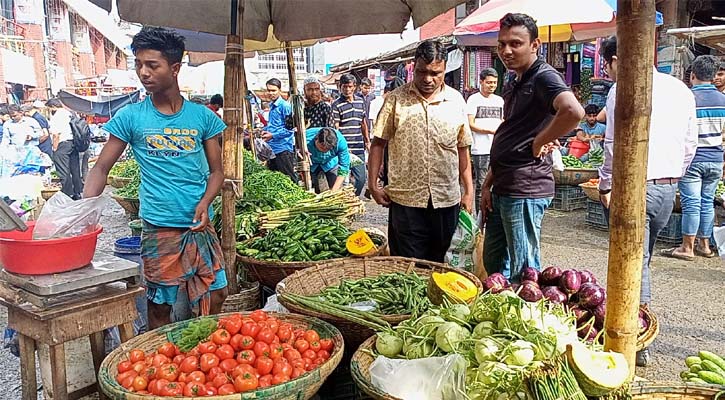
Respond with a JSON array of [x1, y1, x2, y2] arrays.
[[490, 60, 570, 198], [304, 101, 333, 128]]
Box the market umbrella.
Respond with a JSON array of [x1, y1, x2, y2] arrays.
[[106, 0, 466, 294]]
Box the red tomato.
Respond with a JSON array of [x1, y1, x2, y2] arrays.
[[277, 325, 293, 342], [200, 353, 220, 372], [119, 375, 135, 390], [304, 330, 320, 343], [177, 372, 190, 383], [172, 354, 185, 365], [188, 370, 207, 384], [236, 349, 256, 365], [291, 358, 306, 370], [187, 347, 201, 358], [117, 360, 133, 373], [219, 358, 238, 373], [140, 366, 158, 380], [253, 342, 271, 358], [131, 361, 146, 374], [182, 382, 205, 397], [205, 366, 223, 381], [148, 379, 164, 395], [179, 356, 199, 374], [256, 328, 276, 345], [229, 334, 245, 351], [269, 344, 284, 360], [319, 338, 333, 352], [317, 350, 331, 361], [281, 342, 293, 351], [272, 362, 292, 377], [211, 328, 231, 345], [266, 318, 280, 334], [239, 335, 255, 350], [211, 373, 231, 388], [314, 357, 326, 366], [308, 341, 321, 352], [231, 363, 256, 379], [293, 329, 306, 340], [234, 372, 259, 392], [216, 344, 235, 360], [128, 349, 145, 364], [294, 339, 310, 353], [255, 356, 274, 376], [198, 341, 218, 354], [116, 370, 137, 384], [303, 350, 317, 360], [283, 348, 302, 361], [241, 322, 261, 339], [205, 384, 218, 396], [157, 342, 177, 359], [218, 383, 236, 395], [156, 363, 179, 382], [220, 318, 242, 335], [272, 373, 290, 385], [303, 358, 315, 371], [160, 382, 183, 396], [258, 374, 273, 388], [250, 310, 268, 322], [291, 367, 305, 379], [151, 354, 171, 368]]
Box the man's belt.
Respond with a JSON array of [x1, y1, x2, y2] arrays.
[[647, 178, 679, 185]]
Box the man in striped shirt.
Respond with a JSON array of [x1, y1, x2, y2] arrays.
[[332, 73, 369, 196], [662, 55, 725, 261]]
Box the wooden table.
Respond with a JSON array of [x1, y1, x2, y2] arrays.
[[0, 252, 142, 400]]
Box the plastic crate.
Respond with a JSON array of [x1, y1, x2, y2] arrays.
[[657, 212, 682, 244], [552, 184, 588, 211], [585, 199, 609, 230]]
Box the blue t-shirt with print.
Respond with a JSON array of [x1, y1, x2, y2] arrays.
[[104, 97, 226, 228]]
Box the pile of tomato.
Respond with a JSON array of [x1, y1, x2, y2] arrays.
[[114, 310, 335, 397]]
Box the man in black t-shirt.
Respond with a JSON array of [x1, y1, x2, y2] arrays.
[[480, 13, 584, 282]]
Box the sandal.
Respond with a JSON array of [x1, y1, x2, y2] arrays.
[[659, 247, 695, 261], [694, 247, 717, 258]]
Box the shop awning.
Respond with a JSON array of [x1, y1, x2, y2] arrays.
[[668, 25, 725, 52], [61, 0, 131, 54], [1, 48, 36, 86]]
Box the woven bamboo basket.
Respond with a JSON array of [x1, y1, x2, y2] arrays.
[[276, 256, 483, 351], [637, 304, 660, 351], [240, 231, 388, 289], [579, 182, 601, 201], [111, 193, 140, 215], [108, 175, 133, 188], [221, 280, 261, 312], [98, 312, 344, 400], [554, 168, 599, 186], [350, 335, 399, 400], [41, 187, 60, 200]]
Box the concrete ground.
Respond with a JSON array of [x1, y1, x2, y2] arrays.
[[1, 199, 723, 398]]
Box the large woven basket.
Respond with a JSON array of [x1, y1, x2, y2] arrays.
[[221, 280, 261, 312], [637, 304, 660, 351], [108, 175, 133, 189], [554, 168, 599, 186], [276, 256, 483, 351], [579, 182, 600, 201], [350, 335, 400, 400], [240, 231, 388, 289], [98, 312, 344, 400], [111, 193, 140, 215]]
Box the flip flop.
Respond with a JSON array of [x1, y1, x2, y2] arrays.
[[659, 247, 695, 261], [694, 247, 717, 258]]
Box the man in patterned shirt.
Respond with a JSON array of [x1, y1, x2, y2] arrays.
[[368, 40, 474, 263], [303, 76, 333, 128], [332, 73, 369, 196]]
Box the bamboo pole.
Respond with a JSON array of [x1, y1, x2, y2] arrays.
[[220, 0, 248, 295], [285, 45, 313, 191], [603, 0, 655, 376]]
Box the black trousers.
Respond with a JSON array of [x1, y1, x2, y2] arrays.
[[53, 141, 83, 199], [388, 199, 459, 263], [268, 150, 298, 183], [312, 167, 338, 193]]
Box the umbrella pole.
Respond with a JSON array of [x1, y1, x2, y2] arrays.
[[220, 1, 248, 295], [603, 0, 655, 376], [285, 44, 313, 191]]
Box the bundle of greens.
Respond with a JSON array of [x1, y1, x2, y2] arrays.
[[174, 317, 217, 352], [109, 158, 140, 178], [258, 186, 364, 230]]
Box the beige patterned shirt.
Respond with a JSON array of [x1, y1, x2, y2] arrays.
[[373, 83, 472, 209]]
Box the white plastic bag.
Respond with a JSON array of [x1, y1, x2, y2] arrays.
[[262, 294, 289, 313], [445, 210, 480, 272], [369, 354, 467, 400], [33, 192, 109, 239], [713, 225, 725, 261], [552, 148, 565, 171]]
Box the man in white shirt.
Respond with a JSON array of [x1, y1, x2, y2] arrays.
[[597, 36, 697, 367], [1, 104, 42, 149], [466, 68, 504, 214], [46, 98, 83, 199]]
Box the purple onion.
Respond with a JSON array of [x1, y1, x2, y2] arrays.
[[559, 269, 582, 294], [519, 281, 543, 302], [484, 273, 509, 293], [592, 302, 607, 326], [540, 266, 563, 285], [578, 283, 606, 309], [542, 286, 568, 304], [521, 267, 540, 283], [578, 270, 598, 285]]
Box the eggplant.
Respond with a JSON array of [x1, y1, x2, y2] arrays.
[[592, 302, 607, 326], [484, 273, 509, 293], [521, 267, 540, 283], [540, 266, 563, 285], [559, 269, 582, 294], [578, 269, 598, 284], [541, 286, 568, 304], [578, 283, 606, 309], [519, 281, 543, 302]]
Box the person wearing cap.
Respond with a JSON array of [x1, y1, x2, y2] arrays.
[[303, 76, 333, 129], [23, 101, 52, 156], [306, 126, 350, 193]]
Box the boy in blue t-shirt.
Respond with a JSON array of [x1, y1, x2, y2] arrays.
[[83, 27, 227, 330], [576, 103, 606, 151]]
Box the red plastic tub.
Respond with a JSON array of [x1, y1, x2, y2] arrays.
[[0, 221, 103, 275], [568, 140, 590, 158]]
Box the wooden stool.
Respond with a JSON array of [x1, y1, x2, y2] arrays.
[[1, 284, 142, 400]]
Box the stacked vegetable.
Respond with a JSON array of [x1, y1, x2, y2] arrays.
[[258, 186, 365, 230], [237, 214, 351, 262], [368, 293, 628, 400], [584, 148, 604, 168], [113, 310, 335, 396], [484, 267, 651, 344], [562, 155, 586, 168], [680, 350, 725, 385]]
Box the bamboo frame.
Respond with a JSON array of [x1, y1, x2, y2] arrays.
[[603, 0, 656, 377], [285, 45, 313, 191]]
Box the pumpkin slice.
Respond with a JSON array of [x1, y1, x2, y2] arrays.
[[427, 271, 478, 305], [566, 343, 630, 397]]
